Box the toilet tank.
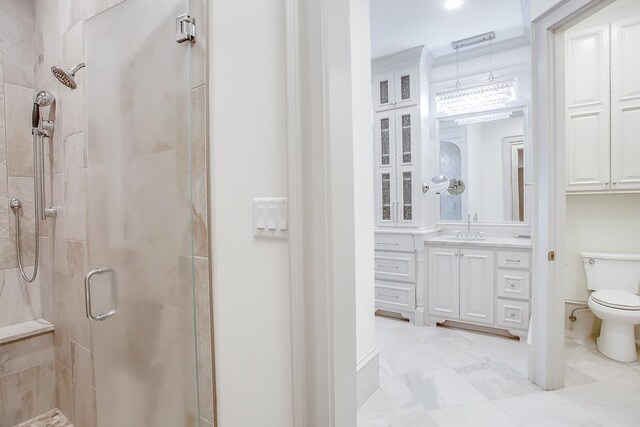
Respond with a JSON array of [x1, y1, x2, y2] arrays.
[[582, 252, 640, 293]]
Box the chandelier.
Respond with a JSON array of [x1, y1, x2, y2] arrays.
[[436, 31, 517, 116], [437, 78, 517, 116]]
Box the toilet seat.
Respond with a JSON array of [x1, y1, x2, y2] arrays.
[[591, 290, 640, 311]]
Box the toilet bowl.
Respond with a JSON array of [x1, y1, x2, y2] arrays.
[[582, 253, 640, 363], [587, 290, 640, 362]]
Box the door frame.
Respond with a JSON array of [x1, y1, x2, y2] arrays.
[[285, 0, 618, 424], [530, 0, 612, 390]]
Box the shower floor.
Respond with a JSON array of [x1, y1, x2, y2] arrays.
[[14, 409, 74, 427]]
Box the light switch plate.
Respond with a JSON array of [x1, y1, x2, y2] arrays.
[[253, 198, 288, 238]]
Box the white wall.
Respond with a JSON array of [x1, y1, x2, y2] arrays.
[[531, 0, 564, 21], [565, 194, 640, 302], [210, 1, 293, 426]]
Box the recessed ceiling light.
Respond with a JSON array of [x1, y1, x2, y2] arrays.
[[444, 0, 464, 10]]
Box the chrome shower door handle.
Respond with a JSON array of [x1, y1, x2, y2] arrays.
[[84, 267, 117, 321]]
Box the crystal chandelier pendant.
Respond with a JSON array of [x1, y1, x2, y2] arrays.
[[435, 78, 518, 116]]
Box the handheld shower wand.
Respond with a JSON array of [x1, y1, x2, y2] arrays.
[[11, 90, 57, 283]]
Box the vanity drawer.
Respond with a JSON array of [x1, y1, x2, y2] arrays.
[[374, 234, 415, 253], [497, 269, 531, 300], [496, 299, 530, 329], [375, 283, 415, 310], [375, 251, 416, 283], [497, 251, 531, 269]]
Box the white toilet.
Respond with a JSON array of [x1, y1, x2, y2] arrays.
[[583, 252, 640, 362]]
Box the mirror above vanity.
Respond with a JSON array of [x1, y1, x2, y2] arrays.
[[437, 109, 527, 224]]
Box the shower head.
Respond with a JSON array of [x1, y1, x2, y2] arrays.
[[51, 63, 85, 90]]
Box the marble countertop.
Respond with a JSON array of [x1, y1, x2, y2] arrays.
[[375, 227, 442, 236], [426, 235, 532, 249]]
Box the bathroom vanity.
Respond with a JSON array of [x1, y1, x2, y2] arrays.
[[425, 236, 532, 339], [371, 46, 533, 338], [374, 229, 439, 325]]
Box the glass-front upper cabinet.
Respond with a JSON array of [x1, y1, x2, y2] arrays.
[[374, 106, 419, 227], [373, 66, 419, 111]]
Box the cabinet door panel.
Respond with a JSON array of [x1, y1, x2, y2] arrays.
[[395, 107, 419, 227], [459, 249, 495, 325], [374, 112, 397, 226], [373, 73, 396, 111], [611, 16, 640, 191], [428, 248, 459, 318], [395, 66, 418, 107], [565, 24, 611, 192]]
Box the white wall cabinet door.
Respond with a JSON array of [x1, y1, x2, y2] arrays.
[[373, 67, 418, 112], [394, 66, 419, 108], [395, 107, 419, 227], [428, 248, 460, 319], [374, 112, 397, 226], [373, 73, 396, 111], [565, 24, 611, 193], [459, 249, 495, 325], [611, 15, 640, 191]]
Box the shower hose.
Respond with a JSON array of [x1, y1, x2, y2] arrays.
[[12, 132, 41, 283]]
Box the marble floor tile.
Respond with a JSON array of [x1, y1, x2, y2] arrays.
[[358, 373, 426, 423], [358, 412, 437, 427], [428, 401, 520, 427], [495, 391, 605, 427], [563, 364, 597, 388], [400, 368, 487, 411], [454, 361, 542, 401], [360, 317, 640, 427], [564, 340, 640, 382], [384, 343, 451, 375], [554, 380, 640, 427]]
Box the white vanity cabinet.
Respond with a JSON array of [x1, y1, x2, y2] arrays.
[[426, 240, 531, 339], [565, 13, 640, 194], [374, 230, 436, 324], [428, 247, 494, 326]]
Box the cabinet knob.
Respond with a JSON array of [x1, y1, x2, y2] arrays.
[[510, 283, 515, 288], [613, 182, 618, 185], [605, 182, 610, 185], [510, 313, 516, 318]]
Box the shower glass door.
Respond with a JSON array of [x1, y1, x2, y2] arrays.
[[85, 0, 201, 425]]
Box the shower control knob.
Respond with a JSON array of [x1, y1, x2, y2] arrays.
[[44, 207, 58, 218], [9, 198, 22, 210]]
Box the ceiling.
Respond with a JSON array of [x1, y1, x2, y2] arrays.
[[370, 0, 529, 59]]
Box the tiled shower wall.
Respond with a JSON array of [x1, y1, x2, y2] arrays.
[[1, 1, 56, 425], [30, 0, 213, 426], [0, 0, 49, 331]]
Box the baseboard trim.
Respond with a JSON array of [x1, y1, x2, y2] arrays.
[[357, 348, 380, 409]]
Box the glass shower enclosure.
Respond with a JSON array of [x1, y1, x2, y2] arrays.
[[85, 0, 202, 424]]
